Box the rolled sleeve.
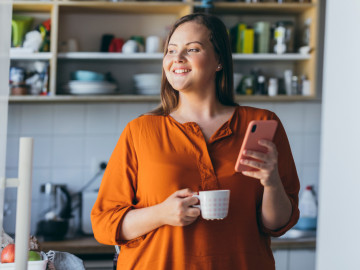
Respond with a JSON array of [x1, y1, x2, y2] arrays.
[[91, 122, 144, 247], [258, 112, 300, 237], [259, 194, 300, 237]]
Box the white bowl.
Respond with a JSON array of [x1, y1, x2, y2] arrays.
[[136, 85, 160, 95], [133, 73, 161, 85], [0, 260, 48, 270]]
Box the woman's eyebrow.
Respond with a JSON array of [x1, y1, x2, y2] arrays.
[[168, 41, 204, 47]]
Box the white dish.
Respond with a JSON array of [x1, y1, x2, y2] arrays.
[[0, 260, 48, 270], [136, 87, 160, 95], [133, 73, 161, 84], [64, 81, 117, 95]]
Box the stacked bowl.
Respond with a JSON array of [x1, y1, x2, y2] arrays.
[[133, 73, 161, 95]]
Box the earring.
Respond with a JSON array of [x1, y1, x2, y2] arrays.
[[217, 64, 222, 70]]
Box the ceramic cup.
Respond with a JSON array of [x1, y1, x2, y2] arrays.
[[122, 40, 139, 54], [146, 35, 161, 53], [193, 190, 230, 220]]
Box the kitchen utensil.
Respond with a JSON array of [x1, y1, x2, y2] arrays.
[[11, 15, 34, 47], [122, 40, 139, 53], [67, 38, 78, 52], [268, 78, 278, 96], [100, 34, 114, 52], [71, 70, 105, 81], [146, 36, 161, 53], [108, 38, 124, 52], [133, 73, 161, 95], [233, 73, 243, 92], [64, 81, 117, 95], [36, 183, 72, 241]]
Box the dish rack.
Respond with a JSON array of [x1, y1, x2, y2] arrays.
[[0, 138, 35, 269]]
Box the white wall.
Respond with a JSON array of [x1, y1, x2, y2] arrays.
[[4, 101, 322, 235], [317, 0, 360, 269], [0, 2, 12, 177]]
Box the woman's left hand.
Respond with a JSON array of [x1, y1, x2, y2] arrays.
[[239, 140, 281, 188]]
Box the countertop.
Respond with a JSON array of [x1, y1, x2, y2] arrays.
[[40, 235, 316, 255]]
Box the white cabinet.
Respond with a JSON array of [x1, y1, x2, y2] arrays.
[[274, 250, 288, 270], [288, 249, 316, 270], [273, 249, 316, 270]]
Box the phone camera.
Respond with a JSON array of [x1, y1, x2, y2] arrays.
[[251, 124, 257, 133]]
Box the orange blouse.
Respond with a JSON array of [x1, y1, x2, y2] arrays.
[[91, 105, 300, 270]]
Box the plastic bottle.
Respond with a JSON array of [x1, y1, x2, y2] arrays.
[[268, 78, 278, 97], [296, 185, 318, 230], [302, 18, 312, 47]]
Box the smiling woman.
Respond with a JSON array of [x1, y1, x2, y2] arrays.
[[91, 13, 299, 270]]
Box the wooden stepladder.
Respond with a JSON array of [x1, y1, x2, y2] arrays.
[[0, 137, 34, 270]]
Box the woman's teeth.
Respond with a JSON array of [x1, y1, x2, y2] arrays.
[[174, 69, 191, 74]]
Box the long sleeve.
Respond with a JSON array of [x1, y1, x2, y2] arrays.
[[258, 112, 300, 237], [91, 123, 139, 246]]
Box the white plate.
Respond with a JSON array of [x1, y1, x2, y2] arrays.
[[136, 87, 160, 95], [0, 260, 48, 270], [64, 81, 117, 95]]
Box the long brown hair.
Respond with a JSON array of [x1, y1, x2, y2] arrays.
[[150, 13, 237, 116]]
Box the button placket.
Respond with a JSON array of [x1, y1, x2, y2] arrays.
[[184, 122, 220, 191]]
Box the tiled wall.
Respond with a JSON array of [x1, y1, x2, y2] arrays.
[[3, 101, 321, 235]]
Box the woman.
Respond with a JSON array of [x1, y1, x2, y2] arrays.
[[91, 13, 299, 269]]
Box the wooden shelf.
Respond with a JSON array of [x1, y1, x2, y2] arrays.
[[58, 1, 191, 15], [8, 94, 318, 103], [57, 52, 164, 60], [10, 52, 53, 60], [232, 53, 310, 61], [12, 1, 54, 12], [10, 0, 320, 101], [211, 2, 316, 15]]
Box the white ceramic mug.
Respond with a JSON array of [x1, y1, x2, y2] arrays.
[[193, 190, 230, 220], [122, 40, 139, 54], [145, 35, 161, 53]]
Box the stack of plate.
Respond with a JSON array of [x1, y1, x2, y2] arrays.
[[133, 73, 161, 95], [64, 70, 117, 95], [63, 81, 117, 95]]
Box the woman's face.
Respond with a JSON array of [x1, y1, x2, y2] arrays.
[[163, 21, 220, 94]]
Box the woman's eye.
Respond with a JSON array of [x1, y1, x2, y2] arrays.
[[188, 48, 199, 52], [167, 49, 176, 54]]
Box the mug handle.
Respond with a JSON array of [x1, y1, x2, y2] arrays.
[[192, 194, 201, 210]]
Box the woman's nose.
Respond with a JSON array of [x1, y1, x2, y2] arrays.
[[174, 51, 186, 63]]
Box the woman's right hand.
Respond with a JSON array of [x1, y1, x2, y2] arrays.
[[159, 188, 201, 227]]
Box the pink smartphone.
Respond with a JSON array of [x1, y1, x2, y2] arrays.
[[235, 120, 278, 172]]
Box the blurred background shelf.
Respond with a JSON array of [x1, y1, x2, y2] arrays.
[[57, 52, 310, 61], [10, 0, 320, 100], [8, 94, 318, 103]]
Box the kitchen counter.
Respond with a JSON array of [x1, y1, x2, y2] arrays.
[[40, 235, 316, 256]]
